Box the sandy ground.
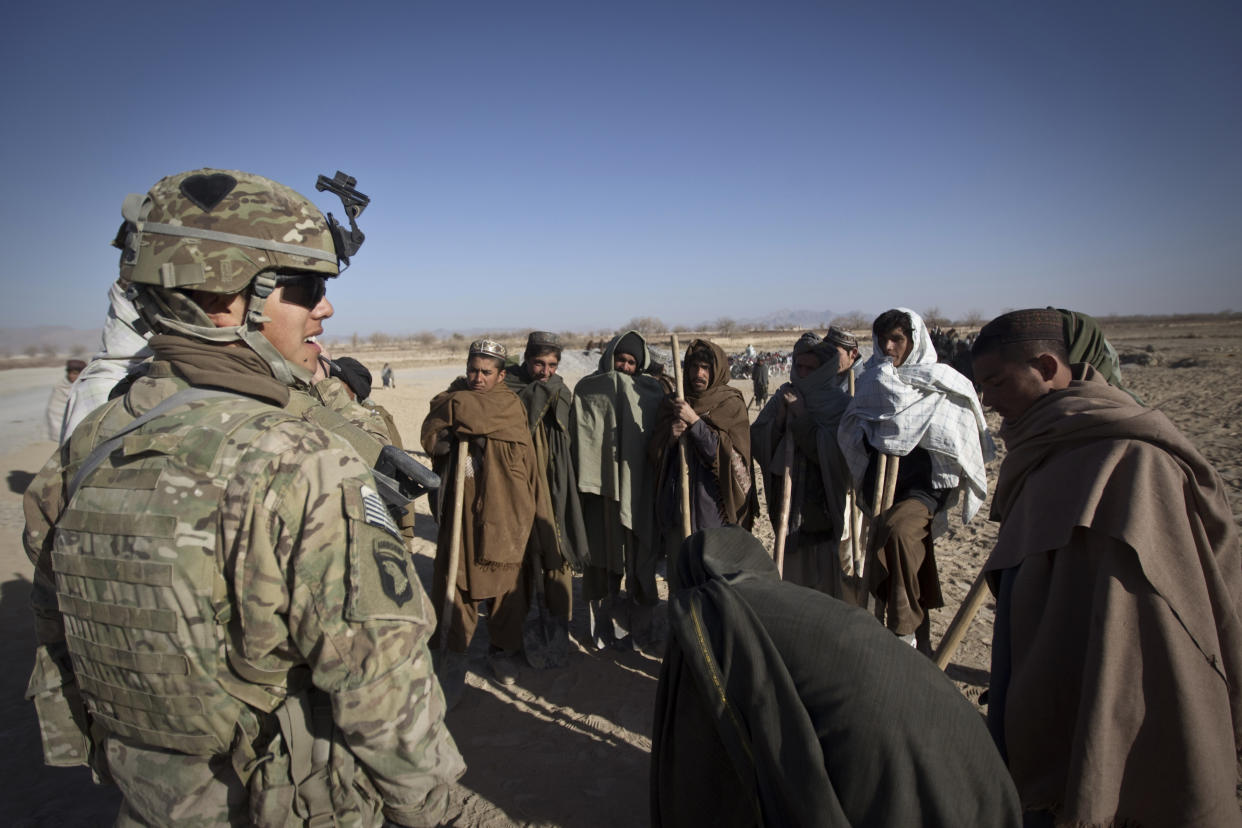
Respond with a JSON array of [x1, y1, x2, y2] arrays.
[[1, 319, 1239, 826]]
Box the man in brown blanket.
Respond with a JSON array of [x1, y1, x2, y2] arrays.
[[421, 339, 538, 696], [972, 309, 1242, 827], [652, 339, 756, 571]]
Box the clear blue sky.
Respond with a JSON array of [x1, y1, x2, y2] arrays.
[[3, 1, 1240, 338]]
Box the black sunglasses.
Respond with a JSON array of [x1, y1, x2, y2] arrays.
[[274, 274, 327, 309]]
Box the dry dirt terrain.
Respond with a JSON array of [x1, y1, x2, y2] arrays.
[[1, 317, 1238, 826]]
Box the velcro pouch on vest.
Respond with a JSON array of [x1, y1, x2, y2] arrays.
[[26, 648, 90, 767], [342, 479, 428, 624]]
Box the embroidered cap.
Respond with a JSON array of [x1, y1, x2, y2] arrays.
[[469, 338, 507, 360]]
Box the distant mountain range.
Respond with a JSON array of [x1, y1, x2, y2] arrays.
[[737, 308, 842, 330], [0, 326, 101, 357]]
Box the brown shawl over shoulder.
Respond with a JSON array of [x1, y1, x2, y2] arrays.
[[421, 380, 537, 597], [985, 366, 1242, 827], [651, 339, 755, 528]]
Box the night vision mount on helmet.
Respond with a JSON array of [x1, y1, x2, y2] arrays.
[[116, 168, 370, 386]]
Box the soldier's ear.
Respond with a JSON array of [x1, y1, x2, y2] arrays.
[[188, 290, 247, 328]]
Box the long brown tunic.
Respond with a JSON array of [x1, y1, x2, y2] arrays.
[[984, 365, 1242, 826], [421, 379, 537, 600]]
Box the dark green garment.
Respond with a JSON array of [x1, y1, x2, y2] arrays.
[[652, 527, 1021, 828], [503, 363, 588, 570], [1056, 308, 1142, 403]]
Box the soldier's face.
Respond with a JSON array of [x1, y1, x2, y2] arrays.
[[467, 356, 505, 391], [528, 353, 559, 381], [262, 276, 334, 373], [613, 352, 638, 375]]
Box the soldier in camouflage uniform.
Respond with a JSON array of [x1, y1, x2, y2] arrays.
[[23, 168, 464, 827]]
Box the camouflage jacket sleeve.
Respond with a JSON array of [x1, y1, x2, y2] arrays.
[[23, 443, 94, 768], [226, 424, 464, 826], [309, 377, 394, 446]]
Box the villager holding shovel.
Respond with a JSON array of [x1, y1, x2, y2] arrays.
[[422, 339, 538, 702], [750, 332, 853, 597], [504, 331, 588, 667], [572, 331, 664, 650], [651, 338, 756, 565], [838, 309, 992, 651]]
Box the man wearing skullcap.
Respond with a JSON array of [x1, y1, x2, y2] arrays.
[[972, 308, 1242, 826], [839, 309, 993, 650], [824, 325, 863, 392], [44, 358, 85, 441], [750, 332, 854, 596], [504, 331, 588, 654], [651, 339, 756, 573], [422, 339, 538, 695], [572, 330, 665, 648]]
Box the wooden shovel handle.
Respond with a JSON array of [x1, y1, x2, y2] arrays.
[[439, 440, 469, 651], [671, 334, 693, 540]]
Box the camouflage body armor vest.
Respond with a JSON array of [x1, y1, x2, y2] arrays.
[[54, 389, 303, 757]]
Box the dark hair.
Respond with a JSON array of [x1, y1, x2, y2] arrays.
[[872, 309, 912, 341]]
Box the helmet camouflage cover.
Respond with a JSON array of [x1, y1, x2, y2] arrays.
[[117, 169, 339, 295]]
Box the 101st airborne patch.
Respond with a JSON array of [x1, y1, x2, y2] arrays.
[[344, 481, 426, 623]]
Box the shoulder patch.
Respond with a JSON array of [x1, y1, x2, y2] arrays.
[[373, 537, 415, 606], [360, 484, 401, 538], [343, 479, 428, 624]]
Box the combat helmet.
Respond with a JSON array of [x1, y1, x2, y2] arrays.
[[116, 168, 367, 385]]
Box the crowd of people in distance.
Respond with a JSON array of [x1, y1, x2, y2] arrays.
[[26, 166, 1242, 828]]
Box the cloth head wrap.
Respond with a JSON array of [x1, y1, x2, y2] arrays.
[[66, 359, 87, 371], [614, 331, 644, 359], [792, 332, 836, 369]]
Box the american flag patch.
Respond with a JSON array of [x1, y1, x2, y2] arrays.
[[360, 484, 401, 537]]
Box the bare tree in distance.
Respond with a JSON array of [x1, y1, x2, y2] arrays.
[[414, 331, 438, 346], [959, 309, 986, 327], [370, 332, 392, 347], [714, 317, 738, 335], [623, 316, 666, 335], [831, 311, 869, 330], [922, 306, 950, 328]]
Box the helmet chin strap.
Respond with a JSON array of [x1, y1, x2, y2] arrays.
[[241, 272, 311, 387], [132, 277, 312, 389]]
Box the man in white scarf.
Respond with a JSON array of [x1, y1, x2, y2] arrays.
[[59, 278, 153, 441], [838, 308, 993, 649]]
